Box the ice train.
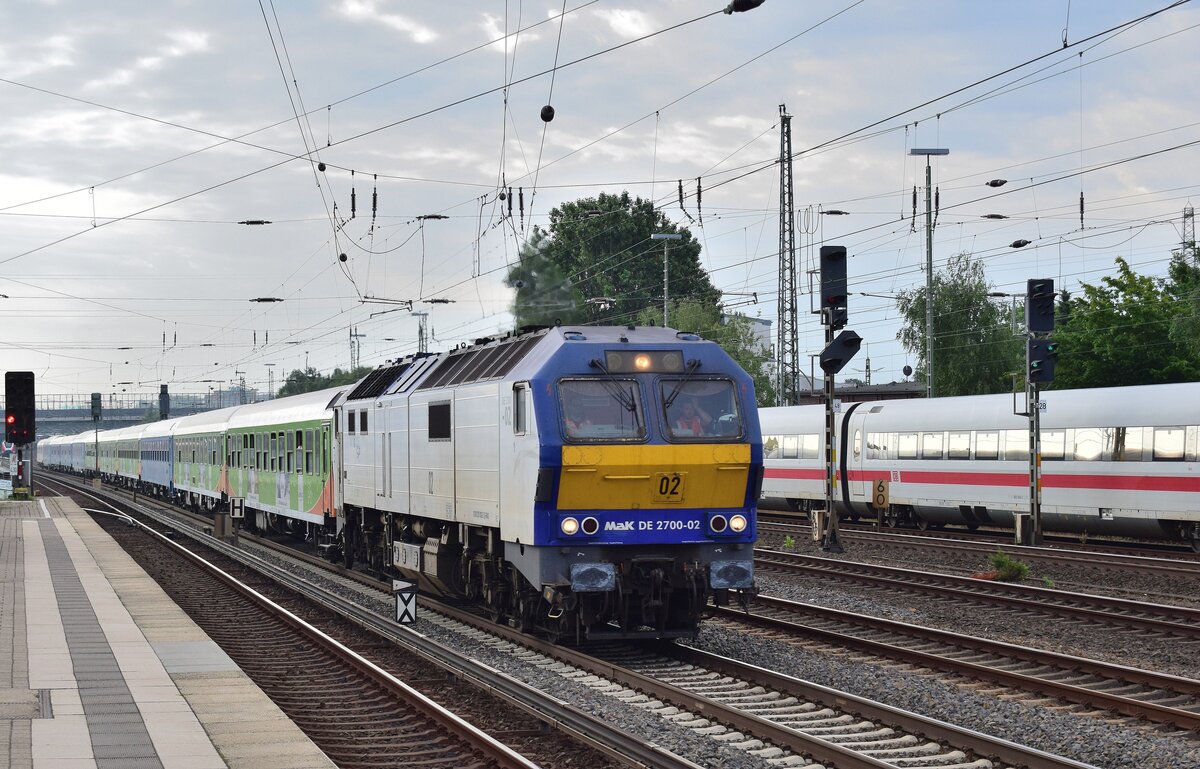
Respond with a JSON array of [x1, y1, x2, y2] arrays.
[[760, 382, 1200, 550]]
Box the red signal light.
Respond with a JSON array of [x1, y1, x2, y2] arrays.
[[5, 415, 13, 424]]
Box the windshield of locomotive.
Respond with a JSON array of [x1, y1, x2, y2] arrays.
[[559, 379, 646, 441], [662, 379, 743, 440]]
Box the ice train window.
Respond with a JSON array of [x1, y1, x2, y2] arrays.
[[1111, 426, 1144, 461], [782, 435, 798, 459], [853, 430, 862, 459], [1042, 430, 1065, 461], [800, 434, 820, 459], [920, 432, 943, 460], [948, 432, 970, 459], [1003, 430, 1027, 461], [898, 433, 918, 460], [1187, 426, 1198, 462], [1073, 428, 1104, 462], [1153, 426, 1185, 461], [763, 436, 780, 459]]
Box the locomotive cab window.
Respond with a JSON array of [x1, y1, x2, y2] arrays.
[[559, 378, 646, 441], [661, 378, 741, 440]]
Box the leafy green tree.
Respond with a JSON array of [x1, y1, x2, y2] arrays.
[[504, 229, 587, 328], [1167, 246, 1200, 358], [635, 301, 777, 406], [512, 191, 720, 326], [277, 366, 371, 397], [1053, 256, 1200, 389], [895, 251, 1022, 397]]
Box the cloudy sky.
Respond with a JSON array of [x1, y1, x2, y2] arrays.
[[2, 0, 1197, 399]]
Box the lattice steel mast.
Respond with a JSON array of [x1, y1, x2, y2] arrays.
[[777, 104, 799, 406]]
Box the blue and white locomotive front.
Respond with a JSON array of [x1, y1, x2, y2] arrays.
[[507, 326, 761, 638]]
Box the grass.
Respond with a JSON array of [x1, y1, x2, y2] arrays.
[[782, 534, 796, 550], [988, 549, 1030, 582]]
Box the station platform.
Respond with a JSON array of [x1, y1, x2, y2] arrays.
[[0, 496, 336, 769]]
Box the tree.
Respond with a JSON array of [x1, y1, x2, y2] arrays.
[[504, 229, 587, 328], [1053, 256, 1200, 389], [1167, 245, 1200, 359], [635, 301, 777, 406], [510, 191, 720, 326], [277, 366, 372, 398], [895, 251, 1022, 397]]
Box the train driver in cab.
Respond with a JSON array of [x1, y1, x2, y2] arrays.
[[673, 398, 713, 437]]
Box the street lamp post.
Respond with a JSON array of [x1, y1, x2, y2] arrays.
[[909, 148, 949, 398], [651, 233, 682, 327]]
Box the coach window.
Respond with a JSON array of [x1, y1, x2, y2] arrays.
[[305, 429, 315, 474], [764, 436, 780, 459], [360, 411, 368, 435], [1073, 428, 1103, 462], [1001, 430, 1025, 460], [1153, 426, 1185, 461], [286, 431, 295, 472], [948, 432, 970, 459], [898, 432, 918, 460], [1042, 430, 1066, 461], [347, 410, 356, 434], [782, 435, 798, 459], [975, 431, 999, 460], [294, 430, 305, 472]]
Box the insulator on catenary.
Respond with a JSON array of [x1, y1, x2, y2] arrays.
[[372, 174, 378, 222], [350, 170, 356, 219], [518, 187, 525, 230], [508, 187, 514, 219], [696, 177, 703, 225]]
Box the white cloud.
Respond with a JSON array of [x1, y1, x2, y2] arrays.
[[0, 34, 75, 79], [84, 29, 211, 90], [593, 9, 655, 39], [338, 1, 437, 44]]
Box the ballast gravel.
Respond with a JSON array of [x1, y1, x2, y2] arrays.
[[250, 537, 1200, 769]]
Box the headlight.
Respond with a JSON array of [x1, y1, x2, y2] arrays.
[[561, 517, 579, 535], [582, 516, 599, 535], [709, 514, 728, 533], [729, 514, 747, 532], [634, 353, 651, 370]]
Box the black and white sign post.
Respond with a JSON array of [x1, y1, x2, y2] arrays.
[[393, 579, 418, 625]]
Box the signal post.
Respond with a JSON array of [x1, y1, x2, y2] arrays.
[[816, 246, 862, 552], [1022, 279, 1058, 546]]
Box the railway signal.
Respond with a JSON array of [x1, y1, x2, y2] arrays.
[[819, 330, 863, 375], [1027, 338, 1059, 384], [819, 246, 848, 330], [1026, 278, 1056, 334], [4, 372, 35, 445]]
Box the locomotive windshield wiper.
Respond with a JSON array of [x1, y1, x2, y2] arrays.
[[663, 359, 702, 410], [588, 358, 637, 413]]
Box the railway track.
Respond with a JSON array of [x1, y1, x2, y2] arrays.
[[715, 594, 1200, 731], [41, 472, 1103, 769], [52, 494, 540, 769], [759, 520, 1200, 580], [755, 547, 1200, 638], [35, 475, 693, 769]]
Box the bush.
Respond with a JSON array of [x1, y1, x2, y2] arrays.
[[989, 549, 1030, 582], [782, 535, 795, 550]]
